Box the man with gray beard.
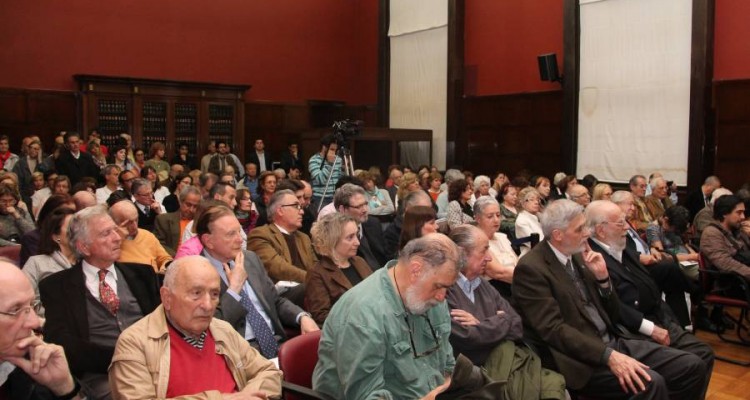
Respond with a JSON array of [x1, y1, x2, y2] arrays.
[[585, 200, 713, 399], [313, 233, 501, 399]]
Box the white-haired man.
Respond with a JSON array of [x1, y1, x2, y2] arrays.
[[513, 199, 708, 400]]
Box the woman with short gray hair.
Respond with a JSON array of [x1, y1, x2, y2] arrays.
[[473, 196, 518, 298], [515, 187, 544, 256]]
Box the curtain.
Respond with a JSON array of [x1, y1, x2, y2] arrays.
[[576, 0, 692, 184], [389, 0, 448, 169]]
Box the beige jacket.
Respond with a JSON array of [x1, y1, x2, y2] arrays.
[[109, 305, 282, 400]]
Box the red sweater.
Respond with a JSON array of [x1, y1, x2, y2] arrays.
[[166, 325, 237, 397]]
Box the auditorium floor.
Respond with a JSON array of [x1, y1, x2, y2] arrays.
[[696, 326, 750, 400]]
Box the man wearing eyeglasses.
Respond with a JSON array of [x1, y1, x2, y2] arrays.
[[586, 200, 713, 398], [0, 260, 86, 399], [314, 234, 497, 399], [197, 205, 318, 358], [513, 200, 709, 400], [130, 178, 164, 231], [334, 183, 389, 270], [248, 190, 317, 306]]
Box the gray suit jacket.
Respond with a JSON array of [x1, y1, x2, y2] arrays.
[[154, 211, 181, 256], [511, 240, 621, 390], [213, 249, 303, 342]]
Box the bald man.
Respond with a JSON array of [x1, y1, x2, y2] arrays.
[[0, 260, 86, 399], [109, 256, 282, 399], [110, 200, 173, 273], [72, 191, 96, 211]]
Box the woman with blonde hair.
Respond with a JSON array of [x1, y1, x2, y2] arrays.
[[395, 172, 421, 212], [305, 213, 372, 324], [592, 183, 613, 201]]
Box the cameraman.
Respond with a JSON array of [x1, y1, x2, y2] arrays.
[[308, 134, 342, 214]]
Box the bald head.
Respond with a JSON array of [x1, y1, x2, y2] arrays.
[[161, 256, 221, 336], [72, 191, 96, 211], [567, 184, 591, 207], [585, 200, 628, 251], [109, 200, 139, 238]]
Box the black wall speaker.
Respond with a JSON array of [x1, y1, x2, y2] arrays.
[[538, 53, 560, 82]]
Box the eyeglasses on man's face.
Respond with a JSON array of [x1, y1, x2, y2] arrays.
[[280, 203, 302, 211], [0, 300, 42, 320], [403, 313, 440, 358]]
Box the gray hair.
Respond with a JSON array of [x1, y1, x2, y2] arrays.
[[398, 233, 462, 274], [473, 175, 491, 191], [179, 185, 201, 203], [539, 199, 584, 238], [267, 189, 296, 221], [130, 178, 151, 196], [403, 190, 431, 210], [610, 190, 633, 205], [473, 196, 499, 217], [333, 183, 367, 209], [705, 176, 721, 186], [448, 225, 483, 271], [650, 176, 665, 190], [553, 172, 567, 186], [102, 164, 122, 177], [443, 169, 465, 185], [710, 188, 733, 205], [68, 204, 112, 260], [517, 187, 540, 208], [584, 200, 612, 233]]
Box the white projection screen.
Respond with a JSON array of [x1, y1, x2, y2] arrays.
[[389, 0, 448, 169], [576, 0, 693, 184]]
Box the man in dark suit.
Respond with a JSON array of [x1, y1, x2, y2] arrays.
[[334, 183, 388, 270], [54, 132, 101, 187], [154, 186, 201, 255], [512, 199, 708, 400], [246, 139, 273, 173], [585, 200, 714, 397], [196, 204, 318, 358], [130, 178, 163, 231], [610, 190, 696, 328], [685, 176, 721, 221], [279, 141, 303, 175], [39, 205, 160, 399]]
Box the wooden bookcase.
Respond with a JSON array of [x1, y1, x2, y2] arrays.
[[74, 75, 250, 161]]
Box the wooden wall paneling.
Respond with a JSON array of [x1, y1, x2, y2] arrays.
[[0, 88, 76, 153], [562, 0, 580, 175], [377, 0, 390, 127], [461, 91, 563, 179], [687, 0, 715, 189], [713, 79, 750, 190]]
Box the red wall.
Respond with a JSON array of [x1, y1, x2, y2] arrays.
[[714, 0, 750, 80], [0, 0, 378, 104], [464, 1, 563, 96]]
